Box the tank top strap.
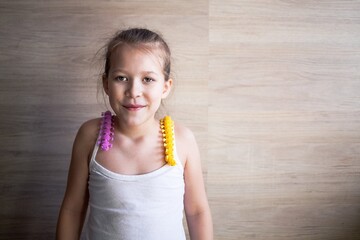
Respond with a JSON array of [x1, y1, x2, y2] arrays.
[[172, 127, 183, 169], [89, 140, 100, 170], [89, 123, 102, 170]]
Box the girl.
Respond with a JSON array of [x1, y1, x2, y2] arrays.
[[56, 28, 213, 240]]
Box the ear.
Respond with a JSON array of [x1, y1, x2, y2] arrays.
[[102, 73, 109, 95], [161, 78, 173, 99]]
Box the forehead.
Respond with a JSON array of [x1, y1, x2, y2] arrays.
[[109, 44, 164, 71]]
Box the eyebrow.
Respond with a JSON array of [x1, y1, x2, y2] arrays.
[[143, 71, 159, 75]]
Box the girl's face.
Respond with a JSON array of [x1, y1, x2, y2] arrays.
[[103, 44, 172, 127]]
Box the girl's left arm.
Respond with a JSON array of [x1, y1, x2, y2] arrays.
[[181, 127, 213, 240]]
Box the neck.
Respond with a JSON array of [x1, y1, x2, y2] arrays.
[[114, 117, 159, 140]]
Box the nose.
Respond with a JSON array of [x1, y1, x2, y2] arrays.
[[125, 79, 143, 98]]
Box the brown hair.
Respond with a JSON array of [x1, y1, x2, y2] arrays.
[[103, 28, 171, 80]]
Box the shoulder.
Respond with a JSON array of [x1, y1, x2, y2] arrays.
[[77, 118, 101, 138], [76, 118, 101, 143], [73, 118, 102, 159], [173, 120, 199, 166], [174, 121, 196, 144]]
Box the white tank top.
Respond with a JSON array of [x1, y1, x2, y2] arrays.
[[83, 131, 186, 240]]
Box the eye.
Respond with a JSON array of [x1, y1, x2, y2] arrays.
[[115, 76, 128, 82], [143, 77, 155, 83]]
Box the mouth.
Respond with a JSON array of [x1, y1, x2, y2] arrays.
[[122, 104, 146, 111]]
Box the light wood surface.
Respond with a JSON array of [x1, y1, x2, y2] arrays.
[[209, 1, 360, 239], [0, 1, 359, 239]]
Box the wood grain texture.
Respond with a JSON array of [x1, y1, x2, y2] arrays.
[[209, 0, 360, 239], [1, 0, 360, 239]]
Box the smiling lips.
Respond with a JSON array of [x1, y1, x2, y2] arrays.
[[123, 104, 146, 111]]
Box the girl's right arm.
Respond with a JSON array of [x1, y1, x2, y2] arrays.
[[56, 119, 98, 240]]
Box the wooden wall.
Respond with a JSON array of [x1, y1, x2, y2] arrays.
[[0, 1, 359, 239]]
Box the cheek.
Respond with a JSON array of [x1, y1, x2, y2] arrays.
[[108, 84, 124, 96], [147, 88, 164, 102]]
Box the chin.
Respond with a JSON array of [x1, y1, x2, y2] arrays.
[[119, 112, 155, 126]]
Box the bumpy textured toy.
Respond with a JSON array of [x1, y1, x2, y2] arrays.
[[97, 111, 115, 151]]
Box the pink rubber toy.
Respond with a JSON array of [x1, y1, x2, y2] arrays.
[[97, 111, 115, 151]]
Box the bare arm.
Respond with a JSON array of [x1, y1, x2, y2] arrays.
[[180, 127, 213, 240], [56, 120, 98, 240]]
